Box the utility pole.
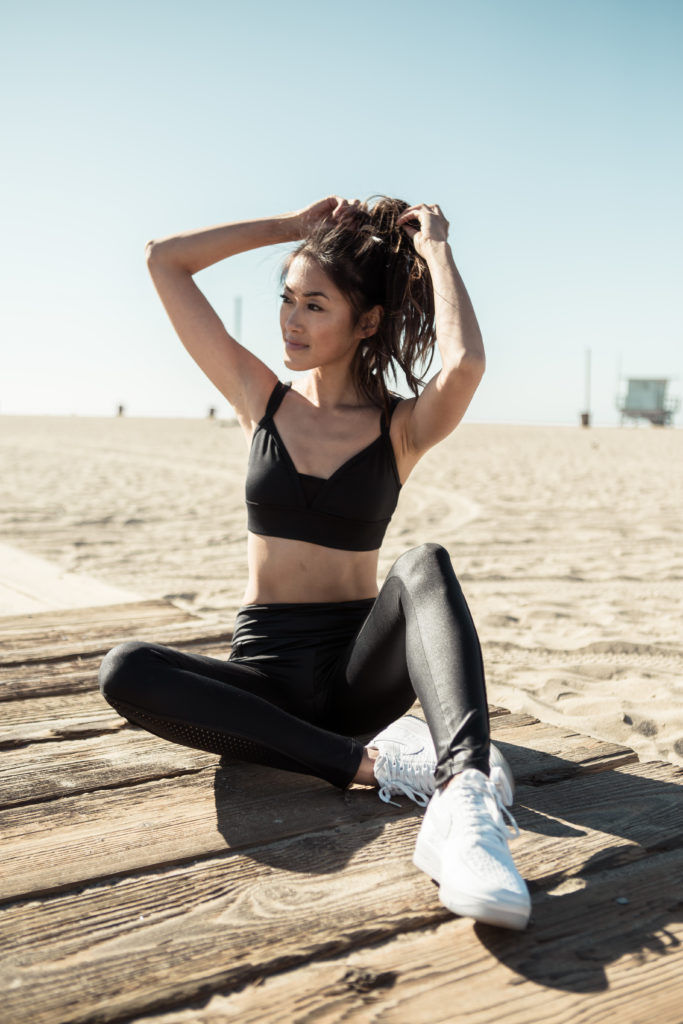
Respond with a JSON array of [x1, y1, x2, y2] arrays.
[[581, 348, 591, 427]]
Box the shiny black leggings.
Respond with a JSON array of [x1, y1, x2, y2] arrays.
[[99, 543, 490, 789]]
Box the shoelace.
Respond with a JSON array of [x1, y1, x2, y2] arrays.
[[476, 777, 521, 842], [495, 794, 521, 841], [375, 756, 516, 812], [375, 753, 435, 807], [449, 773, 521, 851]]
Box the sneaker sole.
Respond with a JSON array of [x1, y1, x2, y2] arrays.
[[413, 839, 531, 930], [412, 839, 442, 884], [438, 884, 531, 930]]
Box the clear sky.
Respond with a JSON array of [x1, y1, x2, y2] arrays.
[[2, 0, 681, 424]]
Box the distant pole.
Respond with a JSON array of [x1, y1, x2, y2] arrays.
[[234, 296, 243, 341], [581, 348, 591, 427]]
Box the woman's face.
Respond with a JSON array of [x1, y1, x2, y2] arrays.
[[280, 255, 363, 372]]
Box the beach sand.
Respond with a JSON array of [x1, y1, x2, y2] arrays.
[[2, 413, 681, 766]]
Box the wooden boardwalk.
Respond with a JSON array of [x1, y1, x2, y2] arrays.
[[1, 600, 682, 1024]]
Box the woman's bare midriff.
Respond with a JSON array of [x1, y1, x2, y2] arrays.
[[242, 533, 380, 605]]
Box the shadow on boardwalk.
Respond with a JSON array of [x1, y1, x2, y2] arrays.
[[211, 741, 683, 996]]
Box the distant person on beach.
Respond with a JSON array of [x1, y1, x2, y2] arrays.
[[99, 196, 530, 930]]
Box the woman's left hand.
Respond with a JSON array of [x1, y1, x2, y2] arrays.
[[293, 196, 362, 237], [397, 203, 449, 256]]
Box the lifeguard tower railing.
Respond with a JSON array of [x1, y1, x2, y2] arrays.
[[617, 378, 680, 426]]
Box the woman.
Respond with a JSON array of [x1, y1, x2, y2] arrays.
[[99, 195, 530, 930]]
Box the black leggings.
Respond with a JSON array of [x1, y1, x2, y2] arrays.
[[99, 543, 490, 789]]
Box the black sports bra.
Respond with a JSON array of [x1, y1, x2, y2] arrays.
[[246, 382, 402, 551]]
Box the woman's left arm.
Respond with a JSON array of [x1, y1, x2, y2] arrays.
[[395, 204, 485, 463]]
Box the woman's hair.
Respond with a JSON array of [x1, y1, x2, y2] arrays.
[[281, 196, 436, 411]]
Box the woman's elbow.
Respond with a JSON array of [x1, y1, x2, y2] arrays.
[[145, 238, 163, 266], [144, 238, 180, 278]]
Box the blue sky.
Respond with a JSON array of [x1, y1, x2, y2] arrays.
[[2, 0, 681, 424]]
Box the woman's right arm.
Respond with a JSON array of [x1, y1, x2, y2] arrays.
[[145, 214, 301, 431]]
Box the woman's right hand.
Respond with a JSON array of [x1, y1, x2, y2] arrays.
[[397, 203, 450, 258], [292, 196, 361, 237]]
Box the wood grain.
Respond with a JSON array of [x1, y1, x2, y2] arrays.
[[0, 599, 675, 1024], [1, 690, 121, 747], [0, 635, 235, 703], [1, 695, 523, 803], [0, 599, 230, 668], [0, 717, 639, 903], [126, 847, 683, 1024], [1, 761, 681, 1024], [1, 730, 219, 807]]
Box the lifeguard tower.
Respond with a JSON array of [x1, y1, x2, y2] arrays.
[[617, 377, 679, 426]]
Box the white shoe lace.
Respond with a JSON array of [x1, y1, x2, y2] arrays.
[[457, 773, 521, 845], [494, 789, 521, 842], [374, 753, 435, 807]]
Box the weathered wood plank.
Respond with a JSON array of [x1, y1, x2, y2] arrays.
[[0, 765, 399, 903], [0, 716, 636, 902], [0, 599, 231, 669], [0, 599, 192, 649], [126, 847, 683, 1024], [0, 817, 430, 1024], [0, 708, 667, 909], [1, 731, 219, 808], [0, 633, 235, 701], [490, 721, 638, 782], [1, 650, 511, 705], [1, 690, 121, 747], [1, 695, 518, 795], [0, 656, 105, 702], [1, 762, 681, 1024], [1, 706, 524, 803]]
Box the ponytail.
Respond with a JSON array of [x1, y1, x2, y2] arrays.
[[282, 196, 436, 411]]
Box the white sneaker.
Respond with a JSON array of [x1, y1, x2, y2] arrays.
[[413, 768, 530, 930], [370, 715, 515, 810], [371, 715, 436, 806]]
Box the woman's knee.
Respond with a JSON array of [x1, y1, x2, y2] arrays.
[[389, 543, 452, 587], [98, 640, 156, 703]]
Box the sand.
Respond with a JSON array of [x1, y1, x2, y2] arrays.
[[1, 413, 682, 766]]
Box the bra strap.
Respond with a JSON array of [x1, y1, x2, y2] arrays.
[[381, 395, 402, 434], [264, 381, 291, 420]]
